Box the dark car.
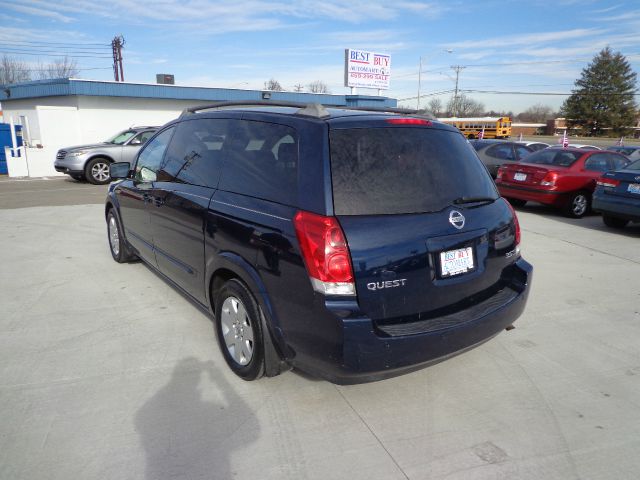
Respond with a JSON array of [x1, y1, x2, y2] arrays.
[[470, 140, 534, 178], [593, 158, 640, 228], [104, 102, 532, 384], [54, 126, 158, 184], [606, 146, 640, 161], [496, 148, 629, 218]]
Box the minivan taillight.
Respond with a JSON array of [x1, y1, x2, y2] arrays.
[[596, 178, 620, 188], [293, 211, 356, 296], [504, 199, 521, 249]]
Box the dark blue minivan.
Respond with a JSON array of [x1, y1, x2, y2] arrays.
[[105, 102, 533, 384]]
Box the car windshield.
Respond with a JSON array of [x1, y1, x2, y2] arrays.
[[106, 130, 137, 145], [523, 149, 582, 167], [329, 127, 498, 215]]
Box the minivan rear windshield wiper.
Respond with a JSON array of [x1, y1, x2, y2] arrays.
[[453, 196, 497, 205]]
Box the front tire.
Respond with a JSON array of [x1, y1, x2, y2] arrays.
[[602, 215, 628, 229], [86, 157, 111, 185], [564, 191, 590, 218], [107, 210, 136, 263], [215, 279, 265, 381]]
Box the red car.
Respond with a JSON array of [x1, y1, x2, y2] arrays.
[[496, 148, 629, 217]]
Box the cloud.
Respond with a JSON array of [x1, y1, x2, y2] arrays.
[[0, 3, 75, 22], [446, 28, 606, 50]]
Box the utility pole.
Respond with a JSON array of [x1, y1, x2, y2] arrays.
[[417, 57, 423, 110], [451, 65, 465, 116], [111, 35, 125, 82]]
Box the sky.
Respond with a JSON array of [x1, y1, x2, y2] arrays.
[[0, 0, 639, 114]]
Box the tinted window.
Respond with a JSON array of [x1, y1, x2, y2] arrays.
[[329, 127, 498, 215], [584, 153, 610, 172], [219, 121, 298, 205], [524, 150, 581, 167], [108, 130, 137, 145], [134, 127, 174, 182], [515, 145, 533, 160], [160, 119, 227, 187], [486, 143, 515, 160]]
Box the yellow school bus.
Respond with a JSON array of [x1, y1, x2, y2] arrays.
[[437, 117, 512, 139]]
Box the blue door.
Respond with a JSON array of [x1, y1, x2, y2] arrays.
[[0, 124, 24, 175]]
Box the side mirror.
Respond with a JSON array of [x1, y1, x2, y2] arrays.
[[110, 162, 131, 179]]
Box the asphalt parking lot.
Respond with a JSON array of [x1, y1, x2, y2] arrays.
[[1, 177, 640, 480]]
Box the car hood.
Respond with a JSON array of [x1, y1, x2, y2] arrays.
[[61, 142, 117, 152]]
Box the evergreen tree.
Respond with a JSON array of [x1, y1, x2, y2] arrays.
[[561, 47, 637, 136]]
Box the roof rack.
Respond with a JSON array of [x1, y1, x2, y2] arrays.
[[179, 101, 426, 120]]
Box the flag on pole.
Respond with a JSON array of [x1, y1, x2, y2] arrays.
[[562, 130, 569, 148], [518, 133, 523, 142], [617, 136, 624, 146], [478, 128, 485, 139]]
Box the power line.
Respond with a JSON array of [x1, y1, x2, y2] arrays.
[[0, 49, 111, 58], [461, 89, 640, 96], [0, 39, 110, 47]]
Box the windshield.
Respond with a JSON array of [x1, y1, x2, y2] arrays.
[[523, 149, 582, 167], [329, 127, 498, 215], [106, 130, 137, 145]]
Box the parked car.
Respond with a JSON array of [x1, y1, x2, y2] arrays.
[[496, 148, 629, 217], [54, 126, 158, 184], [516, 141, 549, 151], [593, 158, 640, 228], [105, 102, 532, 384], [548, 144, 601, 150], [606, 146, 640, 161], [470, 139, 534, 178]]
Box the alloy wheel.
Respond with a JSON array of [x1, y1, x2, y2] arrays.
[[108, 215, 120, 256], [91, 162, 110, 182], [572, 194, 588, 217], [220, 296, 254, 365]]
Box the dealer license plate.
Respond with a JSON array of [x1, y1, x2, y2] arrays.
[[628, 183, 640, 194], [440, 247, 475, 277], [513, 172, 527, 181]]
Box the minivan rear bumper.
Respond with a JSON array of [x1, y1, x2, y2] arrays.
[[294, 258, 532, 384]]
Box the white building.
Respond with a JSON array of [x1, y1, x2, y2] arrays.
[[1, 78, 395, 177]]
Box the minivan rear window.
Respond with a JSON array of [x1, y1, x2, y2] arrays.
[[329, 127, 497, 215]]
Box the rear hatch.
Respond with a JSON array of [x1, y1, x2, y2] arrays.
[[329, 121, 521, 330]]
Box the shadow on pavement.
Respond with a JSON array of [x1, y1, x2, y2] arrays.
[[135, 357, 259, 479]]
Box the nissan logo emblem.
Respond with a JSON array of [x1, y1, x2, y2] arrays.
[[449, 210, 465, 229]]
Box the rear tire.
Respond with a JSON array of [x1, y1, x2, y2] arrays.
[[602, 215, 628, 229], [215, 279, 265, 381], [506, 198, 526, 207], [85, 157, 111, 185], [564, 191, 590, 218]]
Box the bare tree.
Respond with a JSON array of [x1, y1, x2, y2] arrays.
[[447, 94, 485, 116], [427, 98, 443, 116], [516, 103, 555, 122], [307, 80, 330, 94], [293, 83, 304, 92], [0, 55, 32, 85], [264, 78, 284, 91], [37, 56, 79, 79]]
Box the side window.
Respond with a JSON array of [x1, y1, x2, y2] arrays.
[[219, 121, 298, 205], [515, 145, 532, 160], [486, 144, 515, 160], [159, 119, 228, 187], [137, 130, 156, 145], [134, 127, 174, 183], [584, 153, 609, 173]]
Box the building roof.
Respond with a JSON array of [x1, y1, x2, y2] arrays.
[[0, 78, 396, 108]]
